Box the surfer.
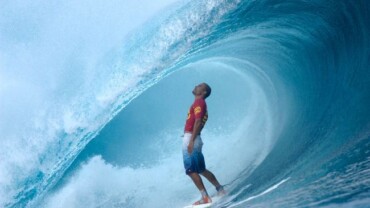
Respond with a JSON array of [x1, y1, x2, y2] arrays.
[[183, 83, 225, 205]]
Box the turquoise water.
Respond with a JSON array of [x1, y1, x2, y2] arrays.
[[1, 0, 369, 207]]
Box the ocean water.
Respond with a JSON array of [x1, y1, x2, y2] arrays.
[[1, 0, 369, 207]]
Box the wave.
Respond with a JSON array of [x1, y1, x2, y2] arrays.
[[1, 0, 369, 207]]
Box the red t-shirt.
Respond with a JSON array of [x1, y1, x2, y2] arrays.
[[184, 98, 208, 132]]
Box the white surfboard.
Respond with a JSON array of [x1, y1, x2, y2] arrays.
[[183, 202, 213, 208], [183, 195, 222, 208]]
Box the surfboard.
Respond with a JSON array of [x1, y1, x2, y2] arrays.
[[183, 202, 213, 208], [183, 195, 222, 208]]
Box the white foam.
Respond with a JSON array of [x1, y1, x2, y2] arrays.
[[43, 155, 191, 208]]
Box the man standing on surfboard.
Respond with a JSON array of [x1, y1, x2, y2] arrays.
[[183, 83, 225, 205]]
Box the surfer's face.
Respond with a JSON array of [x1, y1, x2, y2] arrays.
[[192, 83, 207, 97]]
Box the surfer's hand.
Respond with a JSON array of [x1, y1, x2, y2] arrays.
[[188, 140, 194, 154]]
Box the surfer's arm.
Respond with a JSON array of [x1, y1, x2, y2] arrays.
[[191, 118, 202, 140], [188, 119, 203, 153], [188, 100, 205, 153]]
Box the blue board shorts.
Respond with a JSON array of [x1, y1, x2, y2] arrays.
[[182, 133, 206, 175]]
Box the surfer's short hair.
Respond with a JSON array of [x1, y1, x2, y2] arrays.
[[204, 83, 212, 98]]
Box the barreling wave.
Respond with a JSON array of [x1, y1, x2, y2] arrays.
[[1, 0, 369, 207]]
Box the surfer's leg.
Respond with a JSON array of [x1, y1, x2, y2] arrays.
[[201, 170, 226, 195], [188, 172, 212, 205], [188, 172, 206, 191], [201, 169, 221, 187]]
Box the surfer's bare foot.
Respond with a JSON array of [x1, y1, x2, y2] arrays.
[[217, 189, 226, 196], [193, 196, 212, 205], [216, 185, 226, 196]]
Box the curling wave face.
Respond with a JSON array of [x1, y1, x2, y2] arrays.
[[1, 0, 370, 207]]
